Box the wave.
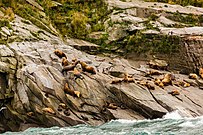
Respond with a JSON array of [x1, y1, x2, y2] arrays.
[[3, 111, 203, 135]]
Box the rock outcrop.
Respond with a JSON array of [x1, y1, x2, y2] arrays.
[[0, 0, 203, 133], [94, 0, 203, 74]]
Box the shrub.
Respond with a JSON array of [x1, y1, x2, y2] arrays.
[[70, 12, 89, 38]]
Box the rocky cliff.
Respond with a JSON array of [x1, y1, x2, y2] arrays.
[[0, 0, 203, 133]]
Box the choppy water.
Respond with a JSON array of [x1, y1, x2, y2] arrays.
[[3, 111, 203, 135]]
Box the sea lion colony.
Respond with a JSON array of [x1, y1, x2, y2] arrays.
[[54, 49, 97, 98], [54, 49, 129, 111], [110, 59, 202, 97], [54, 49, 203, 114]]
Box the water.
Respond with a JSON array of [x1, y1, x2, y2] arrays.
[[3, 111, 203, 135]]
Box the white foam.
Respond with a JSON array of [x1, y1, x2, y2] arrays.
[[179, 121, 195, 127], [113, 119, 137, 124], [163, 110, 183, 119]]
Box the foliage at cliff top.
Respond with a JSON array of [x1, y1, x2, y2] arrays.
[[0, 0, 108, 39], [145, 0, 203, 7]]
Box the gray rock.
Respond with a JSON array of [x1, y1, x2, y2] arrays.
[[1, 1, 203, 132]]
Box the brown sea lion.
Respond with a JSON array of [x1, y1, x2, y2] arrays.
[[62, 60, 80, 74], [189, 73, 198, 79], [168, 90, 180, 96], [73, 68, 83, 80], [74, 91, 81, 98], [72, 58, 77, 62], [183, 82, 190, 87], [138, 80, 155, 90], [174, 81, 190, 88], [146, 70, 162, 76], [107, 103, 117, 110], [59, 103, 67, 109], [123, 73, 135, 83], [80, 61, 96, 74], [62, 57, 70, 66], [64, 83, 81, 97], [145, 82, 155, 90], [154, 78, 164, 88], [64, 108, 70, 116], [111, 78, 123, 84], [64, 83, 75, 96], [199, 68, 203, 79], [162, 73, 173, 86], [54, 49, 67, 58], [42, 107, 56, 115]]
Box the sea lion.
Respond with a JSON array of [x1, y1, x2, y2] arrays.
[[64, 108, 70, 116], [199, 68, 203, 79], [168, 90, 180, 96], [154, 78, 164, 88], [26, 112, 34, 117], [57, 106, 63, 112], [73, 68, 83, 80], [64, 83, 75, 96], [54, 49, 67, 58], [189, 73, 198, 79], [74, 91, 81, 98], [72, 58, 77, 62], [145, 82, 155, 90], [183, 82, 190, 87], [62, 60, 80, 74], [80, 61, 96, 74], [42, 107, 56, 115], [59, 103, 67, 109], [62, 57, 70, 66], [111, 78, 123, 84], [64, 83, 81, 97], [174, 81, 190, 88], [146, 70, 162, 76], [81, 115, 89, 121], [107, 103, 117, 110], [138, 80, 155, 90], [123, 73, 135, 83], [162, 73, 173, 86]]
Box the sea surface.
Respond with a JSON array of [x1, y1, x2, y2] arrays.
[[3, 111, 203, 135]]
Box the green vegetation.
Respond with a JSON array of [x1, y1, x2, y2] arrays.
[[145, 0, 203, 7], [102, 31, 181, 55], [0, 0, 108, 39], [0, 0, 191, 56], [126, 32, 180, 54], [166, 11, 203, 26], [40, 0, 108, 38]]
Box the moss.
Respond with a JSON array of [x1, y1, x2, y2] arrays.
[[144, 0, 203, 7], [166, 11, 202, 26], [0, 19, 11, 28], [101, 31, 181, 55], [126, 32, 180, 54]]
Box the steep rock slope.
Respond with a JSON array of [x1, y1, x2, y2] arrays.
[[0, 14, 203, 132]]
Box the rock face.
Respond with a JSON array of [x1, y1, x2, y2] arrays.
[[0, 0, 203, 133], [100, 0, 203, 74]]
